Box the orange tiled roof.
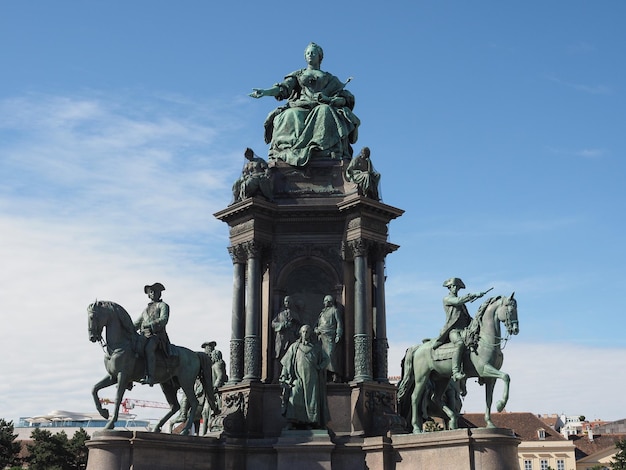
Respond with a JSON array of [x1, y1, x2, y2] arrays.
[[460, 412, 566, 441]]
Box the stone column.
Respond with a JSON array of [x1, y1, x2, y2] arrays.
[[351, 239, 372, 382], [373, 244, 389, 383], [243, 241, 262, 381], [227, 245, 246, 384]]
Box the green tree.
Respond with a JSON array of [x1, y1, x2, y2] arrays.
[[611, 438, 626, 470], [67, 428, 90, 470], [26, 428, 73, 470], [24, 427, 91, 470], [0, 419, 22, 468]]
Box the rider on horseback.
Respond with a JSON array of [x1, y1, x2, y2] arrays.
[[134, 282, 171, 386], [432, 278, 487, 381]]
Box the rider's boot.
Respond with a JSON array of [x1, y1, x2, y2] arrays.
[[141, 348, 156, 386], [451, 341, 466, 381]]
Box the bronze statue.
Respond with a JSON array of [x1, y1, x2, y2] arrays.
[[198, 348, 228, 435], [345, 147, 381, 200], [211, 349, 228, 391], [397, 292, 518, 433], [279, 325, 330, 429], [88, 300, 218, 435], [432, 278, 490, 381], [173, 340, 225, 435], [133, 282, 171, 386], [202, 340, 217, 356], [314, 295, 344, 383], [231, 147, 273, 203], [271, 296, 300, 380], [249, 42, 360, 167]]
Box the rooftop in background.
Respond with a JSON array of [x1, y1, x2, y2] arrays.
[[460, 412, 567, 441], [15, 410, 153, 439]]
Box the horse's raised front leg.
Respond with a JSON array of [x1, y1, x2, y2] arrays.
[[92, 375, 117, 421], [482, 364, 510, 413]]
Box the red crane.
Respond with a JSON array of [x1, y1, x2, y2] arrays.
[[99, 398, 170, 414]]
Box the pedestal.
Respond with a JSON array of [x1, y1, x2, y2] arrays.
[[274, 430, 335, 470], [391, 427, 521, 470], [86, 431, 223, 470]]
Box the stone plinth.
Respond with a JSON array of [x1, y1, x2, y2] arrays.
[[391, 428, 521, 470], [349, 381, 405, 437], [86, 426, 520, 470], [274, 430, 334, 470], [86, 431, 223, 470]]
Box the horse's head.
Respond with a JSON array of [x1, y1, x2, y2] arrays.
[[87, 300, 106, 343], [498, 292, 519, 336]]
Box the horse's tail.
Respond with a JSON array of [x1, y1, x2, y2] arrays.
[[397, 344, 420, 405], [196, 352, 218, 413]]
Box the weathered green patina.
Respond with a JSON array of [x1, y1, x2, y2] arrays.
[[249, 42, 360, 167], [397, 291, 518, 433], [279, 325, 330, 429], [314, 295, 344, 383]]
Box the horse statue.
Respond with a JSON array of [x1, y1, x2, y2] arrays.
[[397, 293, 518, 433], [87, 300, 218, 435]]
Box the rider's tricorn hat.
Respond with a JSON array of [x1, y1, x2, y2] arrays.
[[202, 341, 217, 348], [443, 277, 465, 289], [144, 282, 166, 294]]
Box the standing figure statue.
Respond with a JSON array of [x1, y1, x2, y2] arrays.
[[202, 348, 228, 435], [249, 42, 360, 167], [173, 340, 219, 434], [271, 296, 301, 381], [314, 295, 344, 383], [345, 147, 381, 200], [280, 325, 330, 430], [134, 282, 170, 386], [432, 278, 488, 381], [231, 147, 273, 203]]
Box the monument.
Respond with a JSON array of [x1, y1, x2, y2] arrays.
[[86, 43, 521, 470]]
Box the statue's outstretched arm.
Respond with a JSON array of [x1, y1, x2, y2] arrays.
[[249, 86, 281, 99]]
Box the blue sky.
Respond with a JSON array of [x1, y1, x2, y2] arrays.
[[1, 1, 625, 425]]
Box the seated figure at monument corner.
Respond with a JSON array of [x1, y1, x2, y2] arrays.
[[249, 42, 360, 167], [231, 147, 273, 203], [345, 146, 381, 200]]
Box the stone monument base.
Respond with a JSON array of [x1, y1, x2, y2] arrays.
[[86, 427, 520, 470]]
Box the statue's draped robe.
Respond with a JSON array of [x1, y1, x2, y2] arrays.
[[280, 340, 330, 426], [346, 155, 381, 199], [265, 68, 360, 166]]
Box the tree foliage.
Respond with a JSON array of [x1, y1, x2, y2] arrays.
[[25, 427, 90, 470], [67, 428, 90, 470], [0, 419, 22, 469], [611, 438, 626, 470]]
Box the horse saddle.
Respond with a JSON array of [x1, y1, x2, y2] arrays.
[[155, 344, 180, 369], [431, 342, 455, 362]]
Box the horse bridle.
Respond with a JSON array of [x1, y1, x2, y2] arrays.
[[89, 303, 108, 352], [478, 297, 516, 350]]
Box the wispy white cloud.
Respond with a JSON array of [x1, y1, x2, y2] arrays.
[[0, 92, 242, 421], [546, 75, 611, 95], [547, 145, 607, 159]]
